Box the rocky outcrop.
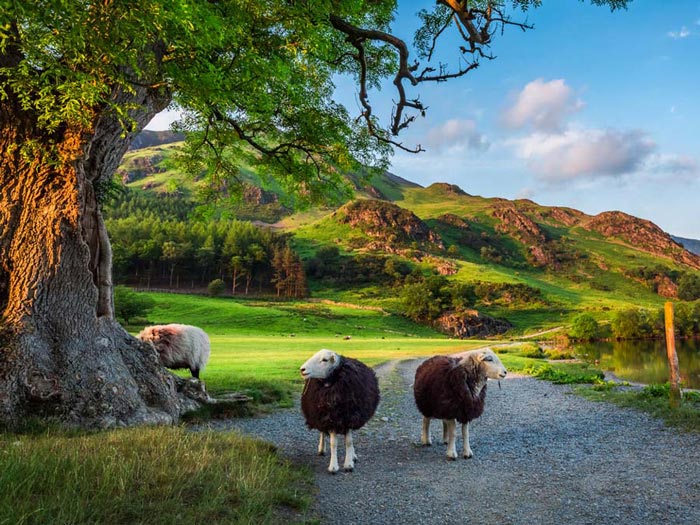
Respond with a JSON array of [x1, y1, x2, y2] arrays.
[[493, 205, 546, 245], [583, 211, 700, 269], [654, 275, 678, 298], [243, 184, 279, 205], [118, 155, 165, 183], [336, 199, 443, 251], [435, 310, 512, 338], [437, 213, 470, 230]]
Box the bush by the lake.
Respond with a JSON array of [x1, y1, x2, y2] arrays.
[[609, 302, 700, 340], [568, 313, 600, 341]]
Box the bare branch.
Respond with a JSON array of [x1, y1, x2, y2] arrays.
[[329, 2, 533, 153]]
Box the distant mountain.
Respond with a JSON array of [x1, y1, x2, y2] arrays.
[[129, 130, 184, 150], [671, 235, 700, 256]]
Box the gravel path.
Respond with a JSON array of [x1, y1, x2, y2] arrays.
[[204, 357, 700, 525]]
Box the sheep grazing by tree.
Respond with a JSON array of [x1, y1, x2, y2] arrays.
[[300, 349, 380, 473], [413, 349, 507, 460], [138, 324, 211, 379]]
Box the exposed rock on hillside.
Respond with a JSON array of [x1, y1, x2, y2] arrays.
[[243, 184, 279, 205], [654, 275, 678, 298], [118, 155, 165, 183], [583, 211, 700, 269], [437, 213, 470, 230], [545, 207, 586, 227], [336, 199, 444, 252], [493, 205, 547, 245], [435, 310, 512, 338]]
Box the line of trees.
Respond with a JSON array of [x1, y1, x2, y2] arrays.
[[569, 301, 700, 341], [106, 216, 306, 298]]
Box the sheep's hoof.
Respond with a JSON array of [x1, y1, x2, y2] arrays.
[[343, 466, 354, 472], [328, 469, 338, 475], [446, 455, 458, 461], [463, 453, 473, 459], [317, 452, 325, 456]]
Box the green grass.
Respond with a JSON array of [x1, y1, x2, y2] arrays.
[[578, 384, 700, 433], [0, 426, 312, 525], [130, 292, 490, 405]]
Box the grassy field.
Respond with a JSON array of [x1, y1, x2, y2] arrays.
[[132, 292, 493, 403], [3, 291, 696, 524]]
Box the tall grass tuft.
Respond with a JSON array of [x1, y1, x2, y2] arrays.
[[0, 426, 311, 525]]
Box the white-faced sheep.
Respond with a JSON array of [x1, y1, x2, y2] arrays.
[[413, 349, 506, 460], [138, 324, 210, 379], [300, 349, 380, 474]]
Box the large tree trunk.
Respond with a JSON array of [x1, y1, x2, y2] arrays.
[[0, 87, 204, 429]]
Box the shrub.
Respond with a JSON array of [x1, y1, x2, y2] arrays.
[[113, 285, 155, 325], [207, 278, 226, 297], [568, 313, 600, 341], [678, 273, 700, 301]]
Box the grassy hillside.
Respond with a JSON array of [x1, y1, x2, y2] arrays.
[[113, 138, 700, 334]]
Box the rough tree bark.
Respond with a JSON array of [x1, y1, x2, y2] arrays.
[[0, 82, 205, 429]]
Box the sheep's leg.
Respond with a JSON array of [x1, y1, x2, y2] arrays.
[[328, 431, 340, 474], [421, 416, 432, 446], [444, 419, 457, 460], [343, 431, 356, 472], [317, 432, 325, 456], [442, 420, 450, 444], [462, 422, 473, 459], [190, 368, 200, 379]]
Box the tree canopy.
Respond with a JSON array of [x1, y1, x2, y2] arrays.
[[2, 0, 630, 205]]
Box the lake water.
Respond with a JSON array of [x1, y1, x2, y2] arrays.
[[571, 339, 700, 389]]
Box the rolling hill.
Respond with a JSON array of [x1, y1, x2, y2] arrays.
[[111, 135, 700, 332]]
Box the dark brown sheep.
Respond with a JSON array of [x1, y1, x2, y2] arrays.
[[300, 349, 380, 473], [414, 349, 506, 459]]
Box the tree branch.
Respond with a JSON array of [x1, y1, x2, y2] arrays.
[[329, 2, 534, 153]]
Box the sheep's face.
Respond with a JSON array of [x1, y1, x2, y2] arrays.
[[476, 350, 507, 380], [300, 349, 340, 379], [138, 326, 170, 354]]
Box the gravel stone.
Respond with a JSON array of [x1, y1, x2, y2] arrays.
[[203, 358, 700, 525]]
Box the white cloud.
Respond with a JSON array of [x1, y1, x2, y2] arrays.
[[145, 109, 182, 131], [667, 26, 691, 39], [647, 154, 699, 178], [516, 187, 536, 200], [511, 127, 657, 182], [501, 78, 583, 132], [424, 119, 489, 152]]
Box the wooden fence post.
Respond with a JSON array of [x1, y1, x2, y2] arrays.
[[664, 301, 682, 408]]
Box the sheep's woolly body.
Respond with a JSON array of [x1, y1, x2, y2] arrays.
[[138, 324, 210, 379], [301, 356, 380, 434], [413, 350, 506, 460], [414, 355, 486, 424], [300, 350, 379, 473]]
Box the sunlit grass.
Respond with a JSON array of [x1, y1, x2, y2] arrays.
[[0, 426, 311, 525]]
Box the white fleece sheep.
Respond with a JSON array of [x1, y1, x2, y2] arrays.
[[138, 323, 210, 379]]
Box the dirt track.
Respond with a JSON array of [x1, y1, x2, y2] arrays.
[[211, 358, 700, 524]]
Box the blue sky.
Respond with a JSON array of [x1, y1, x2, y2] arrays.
[[146, 0, 700, 238]]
